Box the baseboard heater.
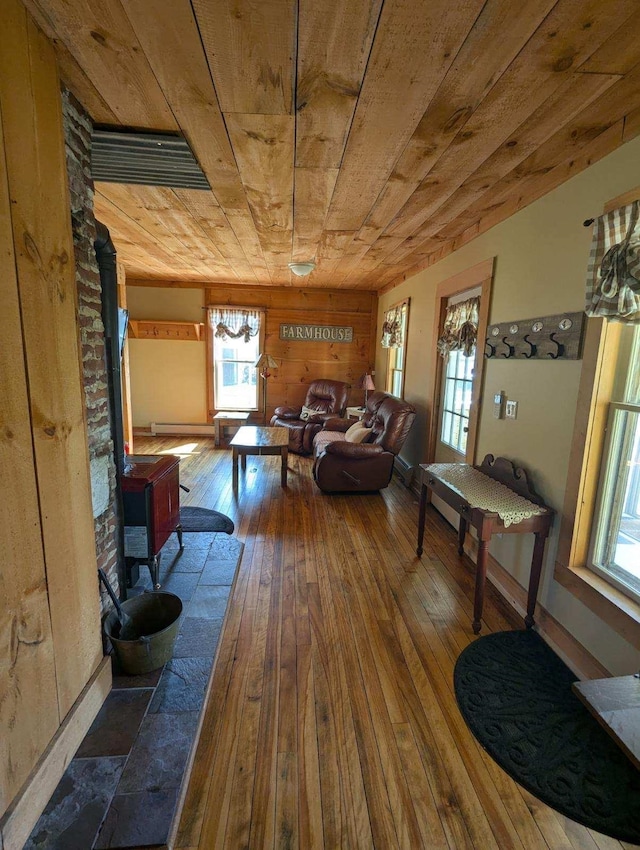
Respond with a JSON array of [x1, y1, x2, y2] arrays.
[[150, 422, 216, 436], [393, 456, 414, 488]]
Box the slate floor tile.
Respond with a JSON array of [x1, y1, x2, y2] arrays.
[[111, 662, 163, 690], [149, 657, 211, 714], [117, 712, 199, 794], [207, 534, 244, 563], [188, 585, 231, 619], [94, 789, 178, 849], [163, 548, 209, 573], [24, 757, 125, 850], [199, 558, 238, 585], [75, 689, 153, 758], [173, 617, 223, 658]]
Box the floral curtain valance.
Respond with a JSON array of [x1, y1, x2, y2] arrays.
[[437, 296, 479, 357], [208, 307, 260, 342], [585, 200, 640, 323], [381, 303, 405, 348]]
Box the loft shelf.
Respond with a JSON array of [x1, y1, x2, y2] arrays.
[[128, 320, 204, 341]]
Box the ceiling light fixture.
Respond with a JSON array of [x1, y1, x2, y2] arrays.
[[288, 261, 316, 277]]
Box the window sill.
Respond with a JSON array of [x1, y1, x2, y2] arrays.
[[554, 561, 640, 650]]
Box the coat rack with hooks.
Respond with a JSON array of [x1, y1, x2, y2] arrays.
[[484, 312, 585, 360]]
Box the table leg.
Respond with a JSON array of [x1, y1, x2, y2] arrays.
[[232, 447, 239, 489], [458, 515, 468, 556], [241, 451, 247, 471], [176, 523, 184, 551], [472, 539, 490, 634], [525, 530, 548, 629], [417, 482, 427, 557], [281, 446, 288, 488]]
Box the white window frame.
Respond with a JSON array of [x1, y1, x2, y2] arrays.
[[589, 324, 640, 604], [384, 298, 409, 398], [207, 307, 265, 416]]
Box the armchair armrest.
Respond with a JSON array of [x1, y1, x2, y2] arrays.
[[273, 406, 301, 420], [324, 442, 384, 459], [323, 417, 352, 432]]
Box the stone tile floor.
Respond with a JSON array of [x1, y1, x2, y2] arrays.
[[24, 531, 243, 850]]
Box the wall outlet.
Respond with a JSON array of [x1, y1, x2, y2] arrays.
[[493, 391, 505, 419], [505, 399, 518, 419]]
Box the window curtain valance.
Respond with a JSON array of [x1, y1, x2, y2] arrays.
[[585, 200, 640, 323], [381, 304, 404, 348], [208, 307, 260, 342], [437, 296, 480, 357]]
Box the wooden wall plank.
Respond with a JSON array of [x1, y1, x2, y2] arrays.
[[0, 0, 102, 718], [193, 0, 296, 115], [203, 283, 377, 416], [0, 70, 59, 821]]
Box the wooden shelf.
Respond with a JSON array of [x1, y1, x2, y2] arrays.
[[128, 320, 204, 341]]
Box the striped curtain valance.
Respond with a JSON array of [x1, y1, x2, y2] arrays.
[[208, 307, 260, 341], [585, 200, 640, 323], [437, 296, 480, 357]]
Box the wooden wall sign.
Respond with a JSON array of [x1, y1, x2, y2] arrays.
[[484, 311, 586, 360], [279, 323, 353, 343]]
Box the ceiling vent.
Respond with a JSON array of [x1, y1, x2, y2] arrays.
[[91, 130, 210, 190]]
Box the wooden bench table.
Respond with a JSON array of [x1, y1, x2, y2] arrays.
[[417, 454, 554, 634]]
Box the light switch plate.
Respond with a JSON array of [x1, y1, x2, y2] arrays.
[[493, 391, 505, 419], [505, 400, 518, 419]]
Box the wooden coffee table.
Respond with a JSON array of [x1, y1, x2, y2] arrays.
[[230, 426, 289, 489]]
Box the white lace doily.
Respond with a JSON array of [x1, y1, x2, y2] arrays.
[[426, 463, 546, 527]]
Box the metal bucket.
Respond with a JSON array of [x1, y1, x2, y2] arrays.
[[104, 591, 183, 675]]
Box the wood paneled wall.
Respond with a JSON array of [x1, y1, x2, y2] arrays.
[[205, 284, 378, 415], [0, 0, 103, 827]]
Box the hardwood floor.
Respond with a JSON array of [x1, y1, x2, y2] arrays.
[[134, 437, 634, 850]]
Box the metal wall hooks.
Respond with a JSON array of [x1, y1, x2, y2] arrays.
[[499, 337, 515, 358], [484, 312, 585, 361], [522, 335, 537, 358], [546, 332, 565, 359]]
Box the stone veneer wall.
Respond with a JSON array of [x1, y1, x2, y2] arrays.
[[62, 87, 120, 607]]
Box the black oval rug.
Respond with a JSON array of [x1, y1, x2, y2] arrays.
[[454, 630, 640, 843]]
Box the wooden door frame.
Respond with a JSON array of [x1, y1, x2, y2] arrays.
[[427, 258, 495, 464]]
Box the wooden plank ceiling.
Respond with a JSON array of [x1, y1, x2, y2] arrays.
[[25, 0, 640, 290]]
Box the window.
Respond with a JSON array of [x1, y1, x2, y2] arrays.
[[590, 324, 640, 602], [382, 299, 409, 397], [208, 307, 263, 411], [440, 348, 474, 454]]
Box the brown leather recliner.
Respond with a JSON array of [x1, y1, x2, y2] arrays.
[[312, 391, 416, 492], [270, 379, 350, 454]]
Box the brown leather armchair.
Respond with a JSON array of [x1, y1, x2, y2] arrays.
[[312, 391, 416, 492], [270, 379, 350, 454]]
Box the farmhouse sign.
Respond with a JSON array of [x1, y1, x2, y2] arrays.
[[279, 323, 353, 343]]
